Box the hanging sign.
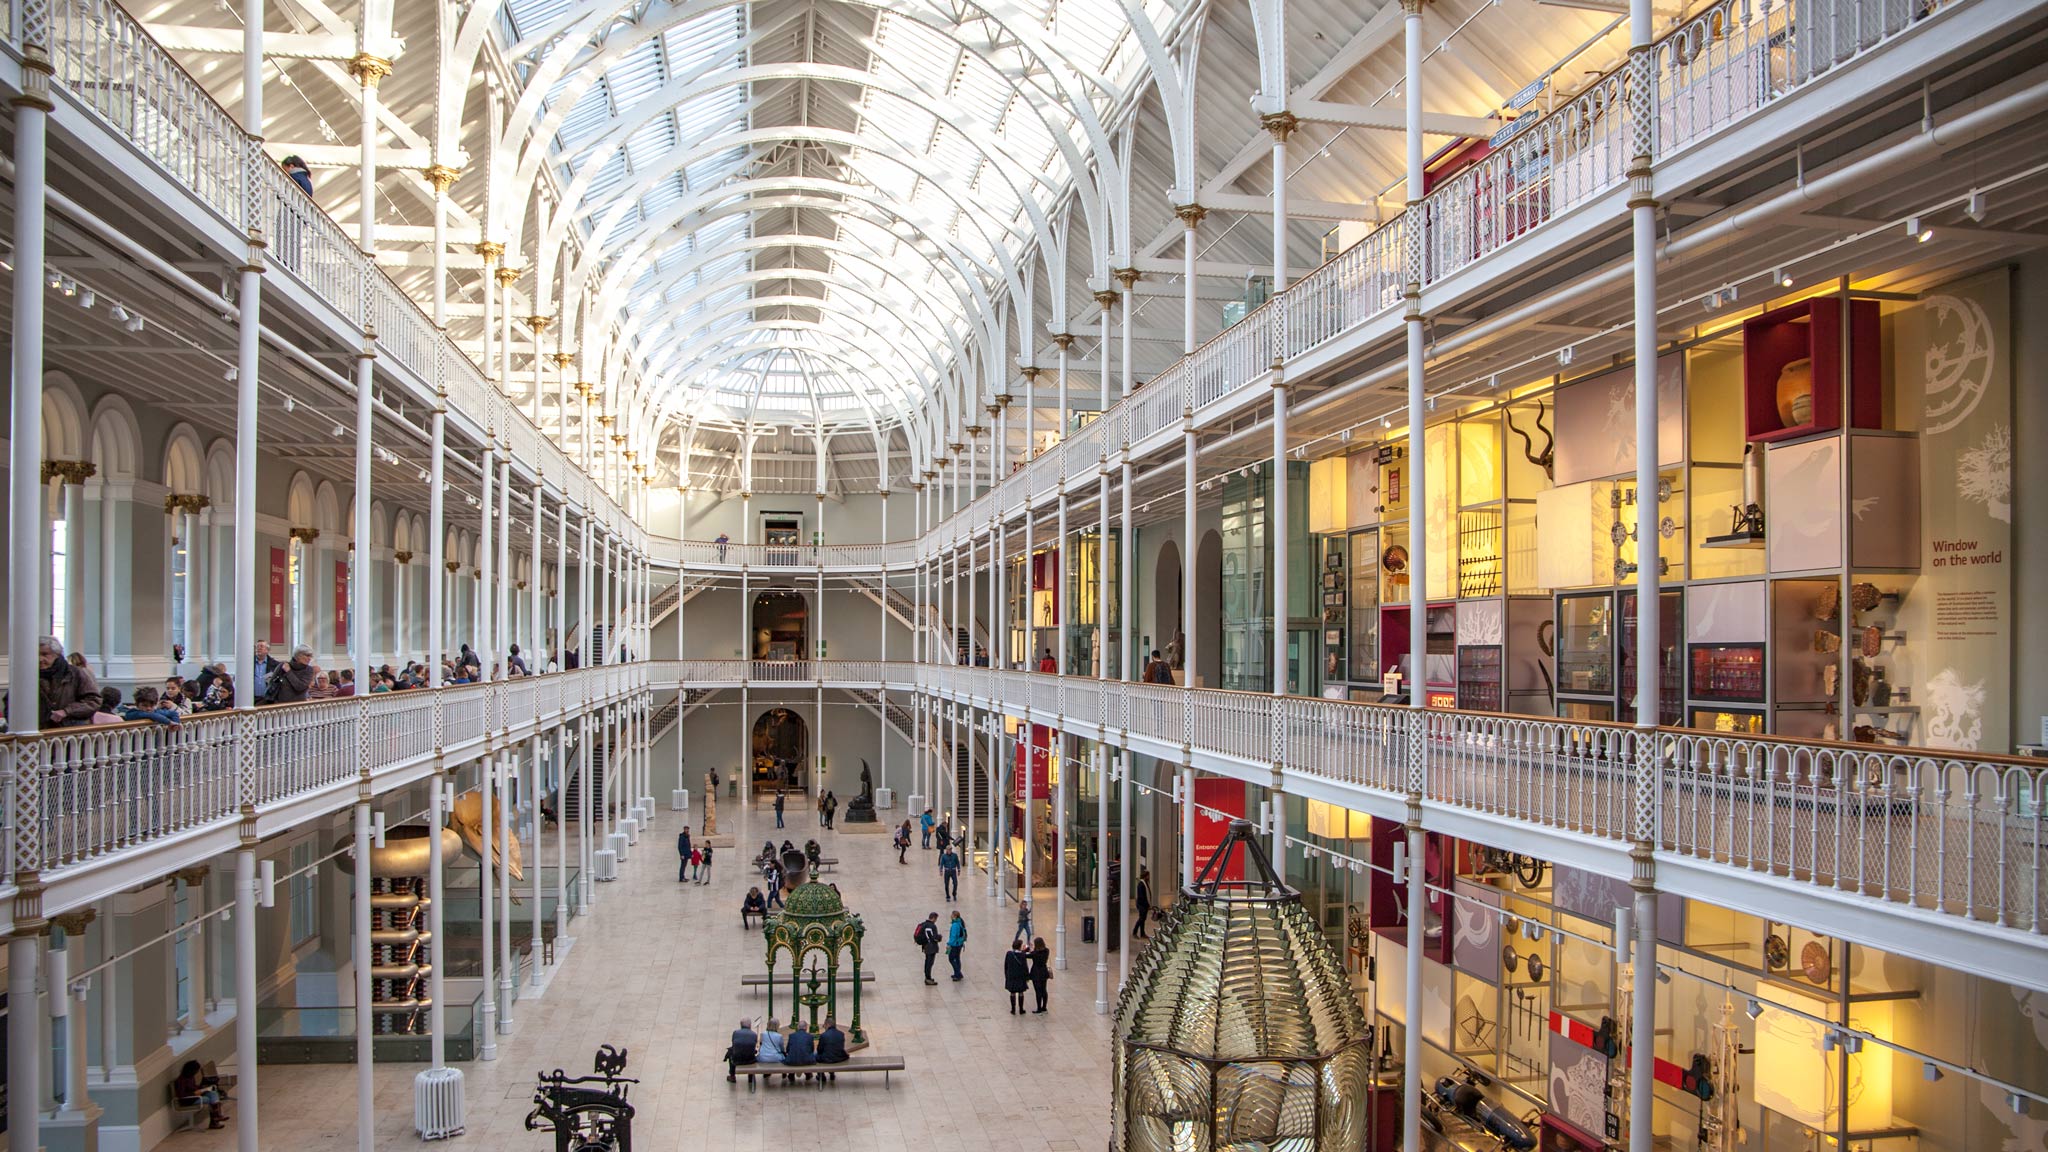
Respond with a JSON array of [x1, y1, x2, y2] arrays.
[[1014, 724, 1051, 800], [268, 547, 287, 643], [334, 559, 350, 648], [1191, 776, 1246, 882]]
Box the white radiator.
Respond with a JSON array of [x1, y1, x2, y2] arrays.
[[671, 789, 691, 812], [592, 848, 619, 882], [638, 796, 656, 823], [618, 818, 640, 848], [413, 1066, 466, 1139], [876, 787, 894, 810]]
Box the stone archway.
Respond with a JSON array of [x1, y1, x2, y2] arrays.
[[1154, 538, 1183, 675], [750, 706, 810, 795]]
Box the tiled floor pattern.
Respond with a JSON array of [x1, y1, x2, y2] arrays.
[[179, 798, 1117, 1150]]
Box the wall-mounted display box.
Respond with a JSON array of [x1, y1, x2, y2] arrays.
[[1742, 297, 1880, 443]]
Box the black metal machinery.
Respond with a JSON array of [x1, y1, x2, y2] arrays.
[[525, 1045, 637, 1152]]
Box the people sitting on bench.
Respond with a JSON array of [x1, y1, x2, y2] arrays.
[[175, 1059, 230, 1129], [782, 1021, 818, 1083], [804, 839, 822, 870], [816, 1018, 849, 1082], [755, 1018, 787, 1078], [755, 840, 777, 870], [725, 1017, 759, 1083], [742, 887, 768, 928]]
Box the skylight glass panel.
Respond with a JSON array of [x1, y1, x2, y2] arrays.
[[602, 39, 669, 120], [503, 0, 573, 42]]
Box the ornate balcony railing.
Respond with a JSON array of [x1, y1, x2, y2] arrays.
[[3, 666, 639, 893], [648, 660, 2046, 936]]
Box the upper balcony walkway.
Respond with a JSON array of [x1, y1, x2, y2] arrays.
[[1, 666, 642, 932], [654, 658, 2047, 995]]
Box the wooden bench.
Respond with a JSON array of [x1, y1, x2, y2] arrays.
[[739, 971, 875, 992], [738, 1054, 903, 1091]]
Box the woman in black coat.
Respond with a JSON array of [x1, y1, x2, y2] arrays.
[[1003, 940, 1031, 1015], [1027, 936, 1052, 1013]]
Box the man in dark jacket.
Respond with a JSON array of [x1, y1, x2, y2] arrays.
[[265, 645, 316, 704], [677, 828, 694, 883], [724, 1017, 758, 1082], [36, 637, 98, 727], [815, 1018, 849, 1081], [781, 1021, 817, 1083], [252, 640, 281, 684], [917, 912, 942, 986]]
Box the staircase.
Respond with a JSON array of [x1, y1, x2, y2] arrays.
[[648, 574, 715, 629], [649, 687, 720, 743], [563, 734, 607, 821], [952, 737, 991, 824], [842, 687, 915, 745], [847, 574, 949, 654]]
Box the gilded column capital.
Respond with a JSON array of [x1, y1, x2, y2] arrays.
[[424, 164, 461, 194], [164, 492, 212, 515], [475, 240, 505, 263], [1260, 110, 1300, 142], [42, 459, 97, 485], [1173, 202, 1208, 228], [495, 265, 522, 289], [1112, 266, 1141, 290], [346, 54, 394, 88]]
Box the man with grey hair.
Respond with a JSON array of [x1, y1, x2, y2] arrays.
[[262, 644, 317, 704], [37, 636, 98, 727]]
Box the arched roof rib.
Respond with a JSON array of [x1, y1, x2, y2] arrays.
[[488, 0, 1165, 434]]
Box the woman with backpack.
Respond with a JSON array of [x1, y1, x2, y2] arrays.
[[895, 820, 913, 864]]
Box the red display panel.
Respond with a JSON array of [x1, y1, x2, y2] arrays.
[[1192, 776, 1246, 882], [334, 559, 349, 648], [1013, 724, 1051, 800], [268, 547, 287, 643]]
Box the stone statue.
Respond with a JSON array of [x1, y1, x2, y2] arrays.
[[703, 769, 718, 836], [843, 759, 878, 823]]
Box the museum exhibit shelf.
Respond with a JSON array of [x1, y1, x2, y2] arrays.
[[1742, 297, 1881, 443]]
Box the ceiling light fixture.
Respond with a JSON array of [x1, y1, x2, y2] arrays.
[[1772, 267, 1792, 288], [1907, 216, 1932, 242], [1922, 1062, 1943, 1082], [331, 422, 346, 438], [1964, 190, 1986, 222], [109, 303, 129, 323], [1558, 346, 1574, 366], [1745, 998, 1764, 1020], [283, 395, 295, 412], [125, 314, 145, 333], [79, 289, 95, 308]]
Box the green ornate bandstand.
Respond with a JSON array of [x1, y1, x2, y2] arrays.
[[762, 881, 867, 1042]]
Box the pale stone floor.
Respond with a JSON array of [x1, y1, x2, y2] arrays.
[[179, 799, 1116, 1150]]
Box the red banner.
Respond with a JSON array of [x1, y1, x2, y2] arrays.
[[1014, 724, 1051, 800], [334, 559, 350, 648], [268, 547, 287, 644], [1192, 776, 1246, 881]]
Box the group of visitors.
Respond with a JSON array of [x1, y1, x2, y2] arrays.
[[8, 632, 574, 733], [675, 826, 715, 885], [724, 1016, 850, 1083]]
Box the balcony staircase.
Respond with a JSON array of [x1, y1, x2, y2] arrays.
[[649, 687, 720, 744]]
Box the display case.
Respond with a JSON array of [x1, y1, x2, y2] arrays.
[[1689, 643, 1766, 704], [1690, 706, 1765, 733], [1619, 588, 1683, 726], [1554, 591, 1614, 700], [1457, 645, 1503, 712]]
